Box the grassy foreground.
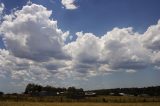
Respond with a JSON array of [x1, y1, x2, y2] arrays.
[[0, 102, 160, 106]]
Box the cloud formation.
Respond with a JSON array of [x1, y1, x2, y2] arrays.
[[61, 0, 78, 10], [0, 3, 70, 61], [0, 3, 160, 85], [0, 3, 4, 14], [101, 28, 151, 70], [64, 28, 151, 77], [0, 3, 4, 20], [0, 3, 71, 85]]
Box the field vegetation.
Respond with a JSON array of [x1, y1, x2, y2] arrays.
[[0, 102, 160, 106], [0, 95, 160, 103], [1, 84, 160, 106]]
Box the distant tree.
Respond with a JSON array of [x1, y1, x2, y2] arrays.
[[66, 87, 84, 99], [0, 92, 4, 96], [24, 83, 160, 97], [24, 83, 67, 96], [24, 83, 42, 94], [90, 86, 160, 96]]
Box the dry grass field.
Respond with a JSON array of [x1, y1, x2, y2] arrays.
[[0, 102, 160, 106], [1, 95, 160, 103], [1, 96, 160, 106]]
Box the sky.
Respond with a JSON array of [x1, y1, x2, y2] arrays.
[[0, 0, 160, 93]]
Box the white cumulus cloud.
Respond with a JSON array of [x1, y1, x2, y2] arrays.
[[0, 3, 71, 85], [0, 3, 4, 14], [64, 28, 152, 77], [61, 0, 78, 10], [0, 2, 160, 86], [0, 3, 70, 61], [100, 27, 151, 70]]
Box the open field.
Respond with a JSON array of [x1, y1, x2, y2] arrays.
[[0, 102, 160, 106], [1, 95, 160, 106], [1, 96, 160, 103], [0, 96, 159, 103]]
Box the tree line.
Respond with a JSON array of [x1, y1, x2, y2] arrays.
[[1, 83, 160, 98], [24, 83, 160, 97], [24, 83, 85, 99], [90, 86, 160, 96]]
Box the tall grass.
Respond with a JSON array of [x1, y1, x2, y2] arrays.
[[0, 102, 160, 106], [1, 96, 160, 103]]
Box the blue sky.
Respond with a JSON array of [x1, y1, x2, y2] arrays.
[[2, 0, 160, 37], [0, 0, 160, 93]]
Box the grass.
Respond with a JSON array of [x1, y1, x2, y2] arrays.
[[1, 96, 160, 103], [0, 102, 160, 106]]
